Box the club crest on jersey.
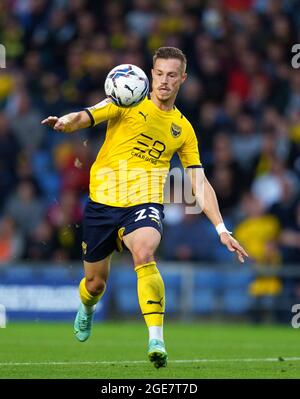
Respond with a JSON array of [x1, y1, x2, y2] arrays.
[[170, 122, 182, 138], [82, 241, 87, 255]]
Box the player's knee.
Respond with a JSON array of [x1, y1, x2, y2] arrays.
[[85, 276, 106, 296], [132, 244, 155, 265]]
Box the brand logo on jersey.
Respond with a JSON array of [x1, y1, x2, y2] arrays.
[[170, 122, 182, 138], [82, 241, 87, 255], [138, 111, 148, 122]]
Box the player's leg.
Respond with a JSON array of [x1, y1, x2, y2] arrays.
[[80, 257, 111, 313], [74, 255, 111, 342], [75, 199, 117, 342], [123, 226, 168, 368]]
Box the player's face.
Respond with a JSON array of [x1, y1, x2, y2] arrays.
[[151, 58, 187, 103]]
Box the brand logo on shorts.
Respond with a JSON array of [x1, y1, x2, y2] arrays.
[[170, 122, 182, 138], [82, 241, 87, 255]]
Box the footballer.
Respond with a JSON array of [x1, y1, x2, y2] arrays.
[[42, 47, 248, 369]]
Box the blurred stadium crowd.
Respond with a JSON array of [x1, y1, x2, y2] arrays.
[[0, 0, 300, 266]]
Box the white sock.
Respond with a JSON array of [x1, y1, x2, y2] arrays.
[[149, 326, 164, 342], [83, 304, 96, 314]]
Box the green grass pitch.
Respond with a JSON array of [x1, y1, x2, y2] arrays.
[[1, 321, 300, 379]]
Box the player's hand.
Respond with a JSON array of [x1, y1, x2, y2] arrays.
[[41, 116, 67, 132], [220, 232, 249, 263]]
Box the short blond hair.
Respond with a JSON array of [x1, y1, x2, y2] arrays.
[[153, 47, 187, 71]]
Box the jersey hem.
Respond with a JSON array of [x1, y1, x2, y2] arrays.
[[89, 195, 164, 208]]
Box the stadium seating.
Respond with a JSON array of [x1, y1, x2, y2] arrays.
[[160, 271, 182, 313], [220, 269, 255, 314], [0, 266, 33, 284], [111, 268, 140, 314], [192, 269, 222, 314]]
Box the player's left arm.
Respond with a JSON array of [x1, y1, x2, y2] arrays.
[[186, 167, 249, 263], [178, 123, 248, 263]]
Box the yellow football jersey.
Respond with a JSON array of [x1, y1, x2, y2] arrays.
[[85, 96, 201, 207]]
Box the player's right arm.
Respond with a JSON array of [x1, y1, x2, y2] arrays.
[[41, 111, 91, 133], [41, 99, 122, 133]]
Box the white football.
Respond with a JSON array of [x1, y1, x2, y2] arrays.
[[104, 64, 149, 107]]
